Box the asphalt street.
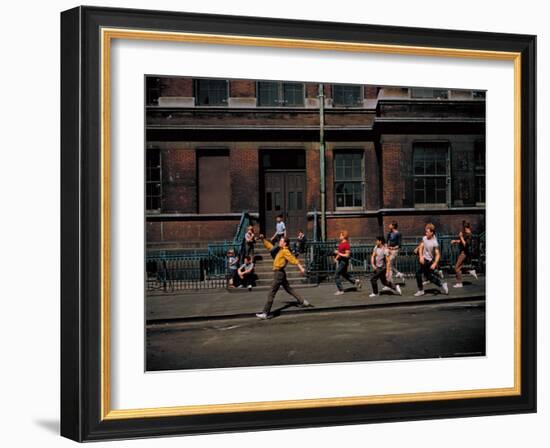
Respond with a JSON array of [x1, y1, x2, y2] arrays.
[[146, 299, 485, 371]]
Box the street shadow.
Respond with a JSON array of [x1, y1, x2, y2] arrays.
[[270, 301, 307, 318], [425, 288, 443, 295], [33, 419, 59, 435]]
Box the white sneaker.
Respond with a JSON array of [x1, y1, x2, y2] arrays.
[[438, 270, 444, 279], [441, 282, 449, 295], [334, 290, 345, 296], [453, 283, 463, 288], [247, 285, 253, 291], [396, 272, 405, 279], [355, 279, 362, 290], [423, 280, 430, 286], [369, 293, 379, 298], [381, 286, 391, 291], [414, 290, 425, 297], [469, 270, 478, 280], [237, 285, 244, 288], [395, 284, 402, 296], [255, 312, 269, 320]]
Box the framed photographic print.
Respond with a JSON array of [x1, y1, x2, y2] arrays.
[[60, 6, 536, 442]]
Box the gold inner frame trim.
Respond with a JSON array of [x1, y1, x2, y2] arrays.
[[100, 27, 522, 421]]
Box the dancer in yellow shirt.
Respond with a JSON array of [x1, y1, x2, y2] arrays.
[[256, 235, 312, 320]]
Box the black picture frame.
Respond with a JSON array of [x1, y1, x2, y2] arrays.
[[61, 5, 536, 442]]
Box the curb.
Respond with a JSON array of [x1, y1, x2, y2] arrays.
[[147, 294, 486, 327]]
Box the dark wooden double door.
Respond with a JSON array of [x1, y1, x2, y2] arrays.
[[264, 171, 307, 237]]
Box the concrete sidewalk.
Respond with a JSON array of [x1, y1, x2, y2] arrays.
[[146, 276, 485, 324]]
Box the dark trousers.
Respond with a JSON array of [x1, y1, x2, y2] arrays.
[[235, 272, 256, 287], [245, 242, 255, 259], [370, 267, 395, 294], [416, 261, 443, 290], [263, 270, 304, 314], [335, 259, 356, 291]]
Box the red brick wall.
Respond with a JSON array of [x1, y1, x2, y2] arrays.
[[381, 142, 405, 208], [325, 147, 335, 211], [306, 146, 320, 211], [364, 142, 380, 210], [229, 145, 259, 212], [162, 147, 196, 213], [230, 80, 255, 98], [155, 220, 238, 243], [306, 83, 318, 98], [364, 86, 378, 99], [327, 216, 380, 239], [381, 213, 485, 237], [160, 78, 193, 97]]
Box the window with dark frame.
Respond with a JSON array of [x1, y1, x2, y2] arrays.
[[195, 79, 228, 106], [334, 151, 363, 209], [146, 148, 162, 211], [474, 141, 486, 204], [413, 143, 449, 206], [473, 90, 486, 99], [257, 81, 304, 107], [146, 77, 161, 106], [332, 84, 363, 106], [411, 88, 449, 99]]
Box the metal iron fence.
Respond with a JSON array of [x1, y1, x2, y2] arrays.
[[146, 230, 485, 292], [146, 212, 251, 292], [304, 233, 485, 283]]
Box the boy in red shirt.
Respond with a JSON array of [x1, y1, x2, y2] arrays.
[[333, 230, 362, 295]]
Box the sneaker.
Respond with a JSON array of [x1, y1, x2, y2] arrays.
[[355, 279, 362, 290], [453, 283, 463, 288], [381, 286, 391, 292], [469, 270, 478, 280], [237, 285, 244, 288], [438, 270, 444, 279], [298, 300, 313, 308], [368, 293, 379, 298], [441, 282, 449, 295], [414, 290, 425, 297], [255, 312, 270, 320], [423, 280, 430, 286], [334, 290, 345, 296], [247, 285, 253, 291], [395, 284, 402, 296], [396, 272, 405, 279]]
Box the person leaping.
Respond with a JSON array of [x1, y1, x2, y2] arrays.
[[255, 235, 312, 320]]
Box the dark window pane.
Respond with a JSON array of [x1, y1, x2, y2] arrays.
[[258, 81, 279, 106], [411, 88, 449, 99], [426, 159, 435, 175], [266, 192, 272, 211], [282, 82, 304, 106], [425, 178, 436, 203], [274, 192, 281, 211], [196, 79, 228, 106], [288, 192, 296, 210], [333, 84, 362, 106], [296, 192, 303, 210], [436, 158, 446, 175]]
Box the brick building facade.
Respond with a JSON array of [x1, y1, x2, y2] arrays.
[[145, 77, 485, 248]]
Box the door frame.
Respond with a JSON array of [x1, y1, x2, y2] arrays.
[[260, 168, 307, 235]]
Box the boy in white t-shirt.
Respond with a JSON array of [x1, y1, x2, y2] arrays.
[[369, 235, 401, 297], [270, 214, 287, 244], [414, 223, 449, 296]]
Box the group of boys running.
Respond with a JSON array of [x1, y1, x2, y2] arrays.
[[251, 216, 478, 320]]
